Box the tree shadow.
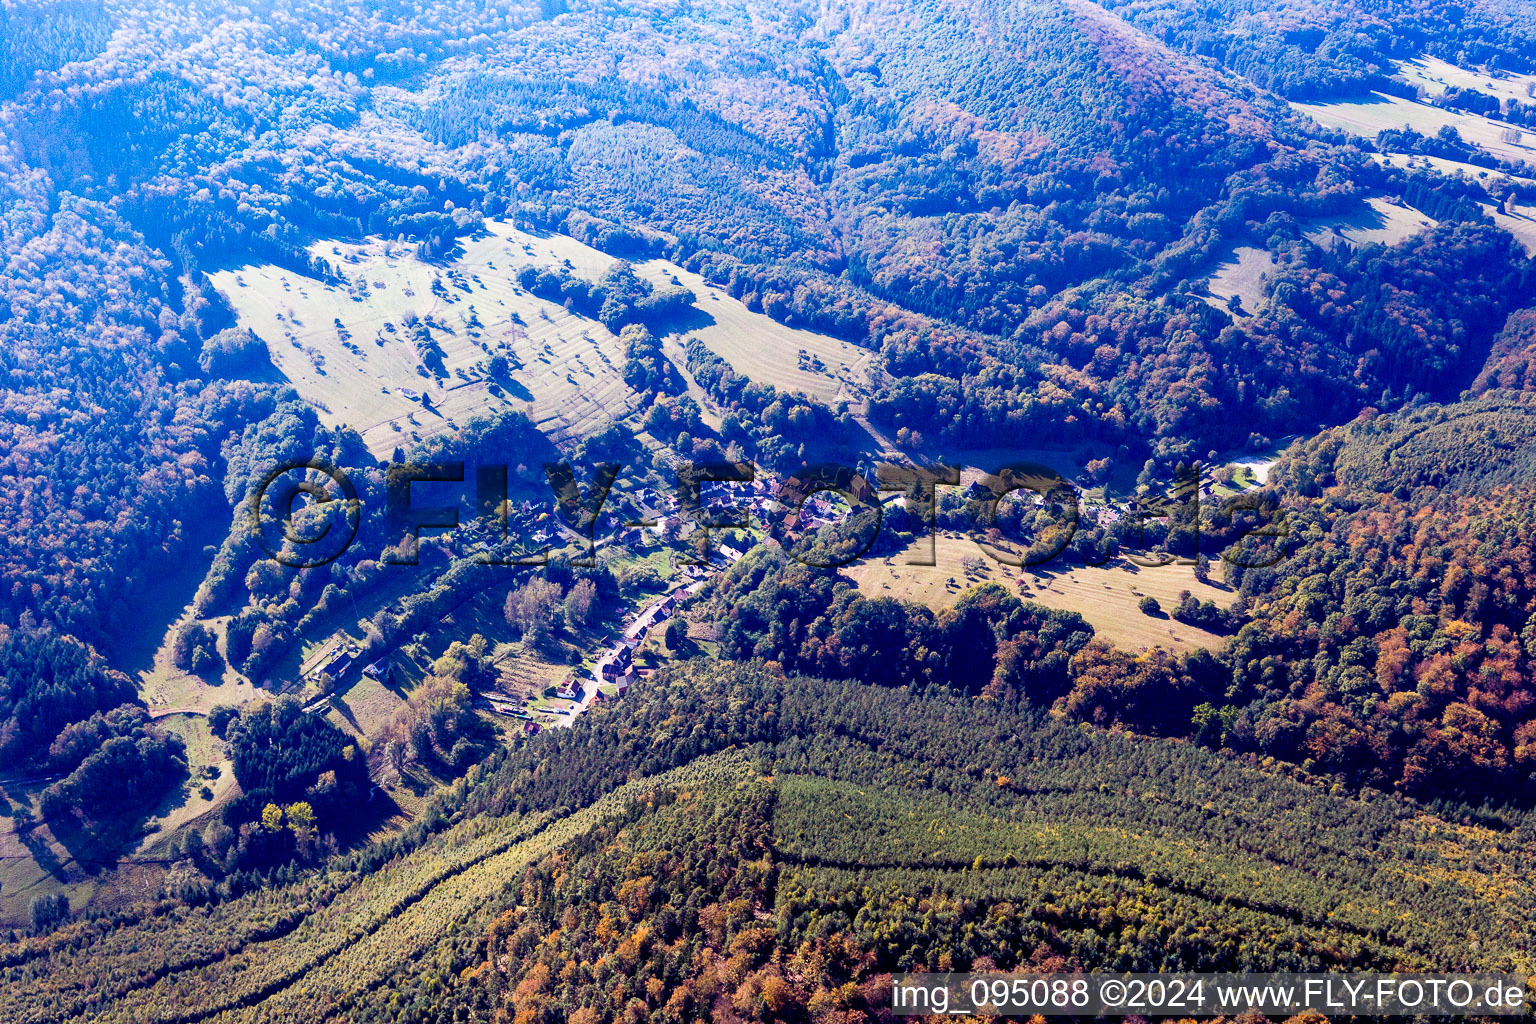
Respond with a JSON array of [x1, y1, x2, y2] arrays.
[[233, 343, 289, 385], [18, 828, 68, 881], [99, 497, 227, 678], [653, 303, 718, 335], [43, 755, 191, 875], [325, 693, 363, 735], [395, 766, 432, 799], [42, 816, 131, 877], [500, 378, 535, 402]]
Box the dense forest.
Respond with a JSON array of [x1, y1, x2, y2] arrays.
[[1, 664, 1532, 1024]]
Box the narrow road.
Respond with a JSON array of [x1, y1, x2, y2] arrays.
[[148, 706, 208, 719], [550, 575, 713, 729]]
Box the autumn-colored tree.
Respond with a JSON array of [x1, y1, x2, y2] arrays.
[[285, 801, 315, 840]]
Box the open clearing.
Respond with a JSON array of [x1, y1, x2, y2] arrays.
[[487, 226, 874, 405], [844, 534, 1236, 653], [1202, 245, 1275, 314], [1395, 56, 1536, 108], [1304, 196, 1437, 249], [643, 261, 872, 405], [0, 809, 97, 926], [1374, 151, 1536, 187], [209, 227, 639, 457], [138, 607, 268, 714], [210, 222, 872, 458], [1293, 91, 1536, 165]]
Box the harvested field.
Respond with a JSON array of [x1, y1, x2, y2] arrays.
[[844, 534, 1236, 653]]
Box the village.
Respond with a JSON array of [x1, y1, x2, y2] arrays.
[[288, 460, 893, 750], [291, 449, 1273, 746]]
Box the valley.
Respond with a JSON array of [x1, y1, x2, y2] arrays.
[[7, 0, 1536, 1016]]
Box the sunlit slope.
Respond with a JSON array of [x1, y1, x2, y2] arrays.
[[207, 222, 873, 458], [207, 231, 639, 456]]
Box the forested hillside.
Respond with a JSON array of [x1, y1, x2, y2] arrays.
[[1096, 0, 1536, 99], [2, 664, 1532, 1024]]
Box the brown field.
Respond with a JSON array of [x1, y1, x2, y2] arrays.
[[1294, 92, 1536, 165], [844, 534, 1236, 653]]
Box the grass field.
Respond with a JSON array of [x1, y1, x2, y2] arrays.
[[0, 779, 90, 925], [209, 228, 640, 456], [1294, 91, 1536, 165], [1375, 154, 1536, 253], [640, 262, 873, 404], [844, 534, 1235, 653], [1202, 244, 1275, 314], [0, 597, 255, 924], [138, 609, 268, 714], [321, 673, 412, 742], [486, 226, 874, 404], [211, 222, 874, 459], [0, 709, 241, 925], [1304, 196, 1437, 249], [1396, 55, 1536, 108], [1375, 151, 1536, 187]]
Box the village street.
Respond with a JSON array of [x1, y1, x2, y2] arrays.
[[550, 574, 716, 728]]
